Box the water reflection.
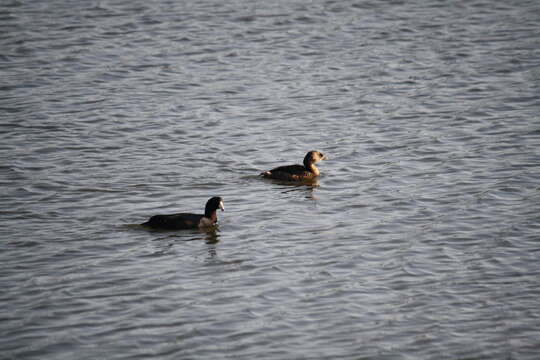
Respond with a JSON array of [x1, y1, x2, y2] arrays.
[[205, 239, 218, 259], [142, 226, 221, 260], [145, 226, 220, 244], [265, 178, 320, 200], [262, 177, 320, 188], [204, 228, 220, 244]]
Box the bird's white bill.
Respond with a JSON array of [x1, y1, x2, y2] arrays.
[[219, 200, 225, 211]]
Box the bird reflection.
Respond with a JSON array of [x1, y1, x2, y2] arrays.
[[204, 228, 220, 244], [264, 177, 320, 187], [272, 178, 320, 200], [204, 228, 220, 258], [144, 225, 221, 257]]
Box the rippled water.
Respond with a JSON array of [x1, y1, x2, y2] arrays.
[[2, 0, 540, 359]]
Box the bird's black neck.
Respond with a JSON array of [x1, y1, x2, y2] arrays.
[[204, 209, 217, 222]]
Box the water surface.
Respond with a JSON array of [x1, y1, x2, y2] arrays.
[[1, 0, 540, 359]]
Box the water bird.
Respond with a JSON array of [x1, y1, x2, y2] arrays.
[[260, 150, 327, 181], [141, 196, 224, 230]]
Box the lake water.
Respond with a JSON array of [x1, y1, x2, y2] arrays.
[[1, 0, 540, 359]]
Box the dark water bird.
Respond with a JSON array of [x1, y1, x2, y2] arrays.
[[141, 197, 224, 230], [260, 150, 327, 181]]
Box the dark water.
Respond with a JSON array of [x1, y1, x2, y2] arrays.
[[1, 0, 540, 359]]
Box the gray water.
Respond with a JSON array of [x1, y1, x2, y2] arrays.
[[1, 0, 540, 359]]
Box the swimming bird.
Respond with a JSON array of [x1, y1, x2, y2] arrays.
[[260, 150, 327, 181], [141, 196, 224, 230]]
